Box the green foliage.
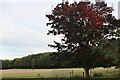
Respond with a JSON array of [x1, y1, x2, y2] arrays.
[[2, 60, 13, 69], [2, 52, 78, 69], [46, 0, 120, 70], [46, 1, 120, 78]]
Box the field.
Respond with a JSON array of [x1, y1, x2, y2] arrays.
[[1, 67, 120, 79]]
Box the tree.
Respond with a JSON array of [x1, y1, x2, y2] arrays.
[[46, 1, 120, 78], [116, 30, 120, 68], [99, 30, 120, 68], [2, 60, 13, 69]]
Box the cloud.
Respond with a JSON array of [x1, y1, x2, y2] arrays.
[[0, 14, 59, 48], [0, 0, 59, 3], [0, 2, 61, 59], [0, 0, 119, 59]]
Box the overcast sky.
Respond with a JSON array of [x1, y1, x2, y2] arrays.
[[0, 0, 120, 60]]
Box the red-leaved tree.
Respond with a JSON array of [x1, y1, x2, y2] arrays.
[[46, 1, 120, 78]]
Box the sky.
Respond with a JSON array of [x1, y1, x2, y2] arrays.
[[0, 0, 120, 60]]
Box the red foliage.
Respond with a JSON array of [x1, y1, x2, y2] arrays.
[[75, 2, 106, 29], [53, 2, 113, 29]]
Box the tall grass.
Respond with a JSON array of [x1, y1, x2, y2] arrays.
[[1, 67, 120, 79]]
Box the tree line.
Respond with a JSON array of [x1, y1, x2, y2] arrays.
[[1, 52, 77, 69], [1, 39, 120, 69]]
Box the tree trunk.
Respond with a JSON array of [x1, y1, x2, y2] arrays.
[[84, 68, 90, 78]]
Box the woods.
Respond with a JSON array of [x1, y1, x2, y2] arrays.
[[1, 42, 120, 69], [1, 52, 76, 69]]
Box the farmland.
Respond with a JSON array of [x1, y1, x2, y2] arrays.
[[1, 67, 120, 79]]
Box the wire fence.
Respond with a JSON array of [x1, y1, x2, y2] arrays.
[[37, 69, 84, 78]]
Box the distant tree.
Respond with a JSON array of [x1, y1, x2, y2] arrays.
[[2, 60, 13, 69], [100, 29, 120, 68], [46, 1, 120, 78], [116, 30, 120, 67]]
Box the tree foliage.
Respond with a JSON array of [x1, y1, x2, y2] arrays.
[[46, 1, 120, 78], [46, 1, 120, 52], [1, 52, 76, 69]]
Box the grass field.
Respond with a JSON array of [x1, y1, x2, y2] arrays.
[[0, 67, 120, 79]]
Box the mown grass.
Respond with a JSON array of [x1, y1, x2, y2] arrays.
[[2, 77, 120, 80]]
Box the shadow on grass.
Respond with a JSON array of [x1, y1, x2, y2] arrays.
[[1, 77, 120, 80]]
